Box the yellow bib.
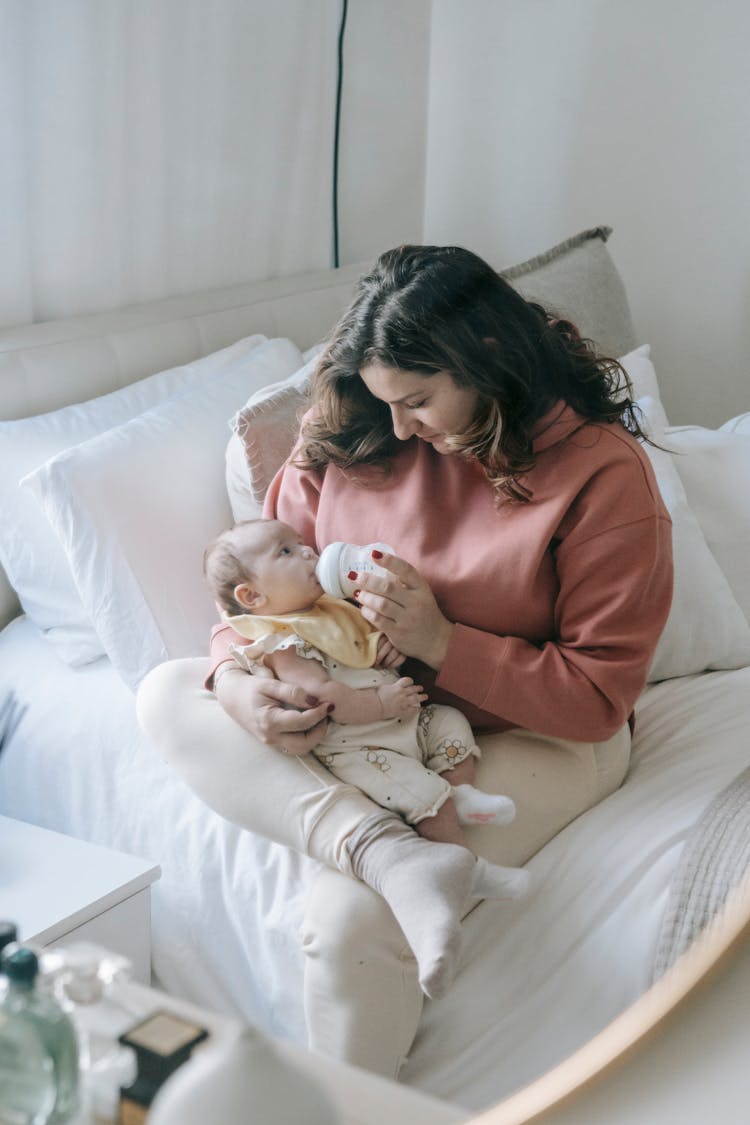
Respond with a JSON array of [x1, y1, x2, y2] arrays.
[[227, 595, 380, 668]]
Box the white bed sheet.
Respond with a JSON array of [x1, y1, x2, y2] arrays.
[[2, 614, 749, 1111], [404, 667, 750, 1109]]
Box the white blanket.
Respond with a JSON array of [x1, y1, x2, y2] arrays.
[[2, 614, 749, 1111]]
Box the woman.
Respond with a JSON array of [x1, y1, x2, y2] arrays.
[[137, 244, 672, 1078]]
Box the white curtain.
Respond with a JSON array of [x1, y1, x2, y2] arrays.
[[0, 0, 339, 328]]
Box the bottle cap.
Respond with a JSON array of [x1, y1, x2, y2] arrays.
[[2, 945, 39, 983], [0, 921, 18, 953]]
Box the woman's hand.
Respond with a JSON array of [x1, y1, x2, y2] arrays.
[[215, 666, 330, 756], [354, 551, 454, 670]]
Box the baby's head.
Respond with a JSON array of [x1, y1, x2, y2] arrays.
[[204, 519, 322, 617]]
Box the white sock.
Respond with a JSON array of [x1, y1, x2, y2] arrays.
[[451, 783, 516, 826], [472, 856, 530, 900], [347, 814, 475, 999]]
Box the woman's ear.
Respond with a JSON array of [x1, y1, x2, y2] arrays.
[[234, 582, 265, 611]]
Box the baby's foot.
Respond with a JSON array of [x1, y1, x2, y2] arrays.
[[452, 783, 516, 826], [377, 677, 427, 719], [472, 856, 531, 900]]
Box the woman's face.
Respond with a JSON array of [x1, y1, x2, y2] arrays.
[[359, 362, 479, 454]]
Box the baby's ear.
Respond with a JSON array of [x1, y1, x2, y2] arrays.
[[234, 582, 265, 611]]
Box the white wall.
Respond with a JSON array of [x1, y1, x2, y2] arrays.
[[0, 0, 430, 328], [423, 0, 750, 426], [339, 0, 431, 266]]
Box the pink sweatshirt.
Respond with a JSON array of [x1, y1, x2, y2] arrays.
[[211, 402, 673, 740]]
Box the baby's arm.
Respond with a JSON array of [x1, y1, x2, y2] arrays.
[[375, 634, 407, 670], [266, 647, 426, 726]]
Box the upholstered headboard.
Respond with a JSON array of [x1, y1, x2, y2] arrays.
[[0, 262, 368, 424], [0, 227, 638, 631]]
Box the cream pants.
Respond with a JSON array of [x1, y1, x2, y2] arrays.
[[137, 658, 631, 1079]]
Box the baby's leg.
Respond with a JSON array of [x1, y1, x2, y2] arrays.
[[419, 706, 516, 827], [417, 706, 530, 896]]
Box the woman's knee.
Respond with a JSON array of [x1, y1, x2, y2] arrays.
[[136, 657, 211, 748], [301, 868, 422, 1077]]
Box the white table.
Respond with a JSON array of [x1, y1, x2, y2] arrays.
[[0, 815, 160, 983]]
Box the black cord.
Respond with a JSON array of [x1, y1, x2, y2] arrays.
[[332, 0, 348, 268]]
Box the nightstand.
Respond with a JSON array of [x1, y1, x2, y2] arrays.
[[1, 815, 160, 983]]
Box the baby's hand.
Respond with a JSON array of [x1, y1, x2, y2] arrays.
[[376, 677, 427, 719], [375, 635, 407, 670]]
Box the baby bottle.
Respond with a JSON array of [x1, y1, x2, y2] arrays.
[[316, 541, 394, 599]]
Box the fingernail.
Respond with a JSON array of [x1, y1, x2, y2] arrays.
[[327, 703, 335, 713], [305, 695, 320, 706], [371, 549, 383, 559], [353, 590, 361, 601], [347, 570, 358, 580]]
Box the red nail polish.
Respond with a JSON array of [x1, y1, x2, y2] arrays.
[[353, 590, 361, 601], [371, 549, 383, 560], [347, 570, 358, 581]]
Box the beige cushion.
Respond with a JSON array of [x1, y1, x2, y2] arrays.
[[504, 225, 638, 358], [230, 352, 319, 512]]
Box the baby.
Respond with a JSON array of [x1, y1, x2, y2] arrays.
[[204, 518, 528, 881]]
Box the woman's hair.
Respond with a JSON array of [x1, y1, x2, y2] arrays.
[[298, 244, 649, 502], [203, 520, 265, 616]]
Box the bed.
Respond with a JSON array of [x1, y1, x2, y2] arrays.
[[2, 227, 749, 1115]]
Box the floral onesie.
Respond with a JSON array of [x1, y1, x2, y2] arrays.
[[227, 596, 480, 825]]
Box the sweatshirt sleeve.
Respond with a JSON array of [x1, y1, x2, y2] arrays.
[[437, 508, 673, 742]]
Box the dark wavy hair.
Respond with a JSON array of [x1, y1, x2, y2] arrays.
[[298, 244, 648, 502]]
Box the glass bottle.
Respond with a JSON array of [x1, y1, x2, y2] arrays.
[[0, 946, 80, 1124], [53, 944, 137, 1125]]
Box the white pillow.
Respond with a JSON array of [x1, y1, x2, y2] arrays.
[[0, 333, 267, 665], [618, 344, 664, 411], [22, 337, 304, 690], [638, 397, 750, 681], [720, 411, 750, 434], [662, 424, 750, 626]]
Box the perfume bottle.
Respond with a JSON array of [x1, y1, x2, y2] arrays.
[[53, 944, 137, 1125], [316, 541, 394, 599], [0, 945, 80, 1124]]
